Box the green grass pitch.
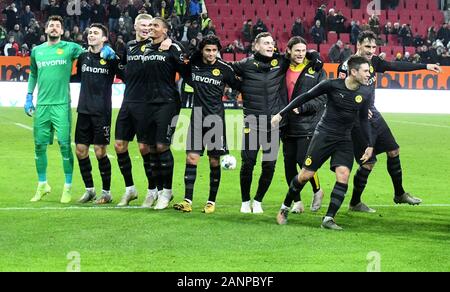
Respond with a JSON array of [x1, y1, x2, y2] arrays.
[[0, 107, 449, 271]]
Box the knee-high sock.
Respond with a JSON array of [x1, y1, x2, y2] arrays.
[[350, 166, 372, 206], [142, 153, 156, 190], [208, 165, 221, 203], [387, 155, 405, 197], [149, 153, 162, 191], [326, 182, 348, 218], [78, 157, 93, 188], [159, 150, 174, 190], [254, 161, 276, 202], [283, 175, 306, 208], [117, 151, 134, 187], [240, 161, 255, 202], [310, 172, 321, 194], [98, 156, 111, 191], [184, 164, 197, 202], [59, 142, 73, 184], [35, 144, 48, 182]]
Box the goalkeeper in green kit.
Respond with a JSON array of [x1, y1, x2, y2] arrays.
[[26, 15, 116, 203]]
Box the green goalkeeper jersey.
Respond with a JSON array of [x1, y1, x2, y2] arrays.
[[28, 41, 84, 105]]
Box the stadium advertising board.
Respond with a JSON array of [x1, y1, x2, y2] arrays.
[[1, 57, 450, 90]]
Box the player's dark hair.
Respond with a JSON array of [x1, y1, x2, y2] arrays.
[[357, 30, 377, 44], [89, 23, 108, 37], [45, 15, 64, 29], [153, 17, 170, 30], [287, 36, 307, 49], [255, 32, 272, 43], [347, 55, 369, 73], [199, 35, 222, 52]]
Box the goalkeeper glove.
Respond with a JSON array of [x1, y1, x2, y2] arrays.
[[24, 93, 35, 117], [100, 45, 116, 60], [306, 50, 324, 72]]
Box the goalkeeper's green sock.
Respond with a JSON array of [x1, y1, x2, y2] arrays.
[[35, 144, 48, 182], [59, 142, 74, 184]]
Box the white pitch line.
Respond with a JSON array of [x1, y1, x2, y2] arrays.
[[14, 122, 116, 159], [0, 204, 449, 211], [390, 120, 450, 129]]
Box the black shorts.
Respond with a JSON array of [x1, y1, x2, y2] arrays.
[[303, 130, 354, 172], [352, 116, 400, 165], [115, 102, 150, 144], [186, 112, 228, 157], [282, 136, 312, 166], [147, 102, 180, 146], [75, 113, 111, 145]]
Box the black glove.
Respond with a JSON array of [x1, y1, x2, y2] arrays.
[[306, 50, 323, 72]]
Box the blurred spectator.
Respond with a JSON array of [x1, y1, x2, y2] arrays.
[[23, 25, 41, 48], [311, 20, 325, 45], [80, 0, 91, 32], [0, 25, 7, 50], [368, 14, 380, 35], [4, 36, 19, 56], [402, 51, 412, 62], [142, 0, 155, 16], [187, 37, 198, 55], [156, 1, 171, 19], [241, 19, 253, 43], [440, 49, 450, 65], [20, 5, 35, 29], [350, 20, 361, 45], [413, 34, 424, 47], [177, 19, 192, 46], [201, 13, 211, 31], [10, 63, 28, 81], [394, 52, 402, 62], [63, 30, 73, 41], [339, 43, 353, 62], [10, 24, 24, 46], [335, 10, 347, 34], [91, 0, 106, 24], [188, 20, 200, 41], [71, 26, 82, 41], [189, 0, 203, 23], [399, 24, 413, 46], [428, 26, 437, 43], [45, 0, 63, 18], [174, 0, 188, 20], [125, 0, 138, 23], [384, 22, 393, 35], [17, 43, 30, 57], [169, 11, 181, 30], [202, 21, 216, 36], [392, 22, 400, 35], [2, 3, 19, 32], [223, 39, 245, 54], [108, 0, 121, 33], [252, 19, 268, 38], [115, 35, 126, 59], [411, 53, 421, 63], [328, 40, 342, 63], [326, 8, 337, 32], [437, 23, 450, 46], [116, 17, 132, 42], [445, 7, 450, 23], [314, 4, 326, 29], [291, 17, 304, 37]]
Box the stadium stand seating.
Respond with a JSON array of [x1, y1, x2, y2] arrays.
[[205, 0, 446, 61]]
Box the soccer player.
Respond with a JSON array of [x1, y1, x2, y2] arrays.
[[73, 23, 122, 204], [173, 35, 240, 213], [337, 31, 442, 213], [272, 56, 374, 230], [280, 36, 326, 213], [114, 14, 173, 207], [140, 17, 189, 210], [232, 32, 323, 214], [26, 15, 115, 203]]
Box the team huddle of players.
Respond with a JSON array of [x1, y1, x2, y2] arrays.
[[25, 15, 441, 230]]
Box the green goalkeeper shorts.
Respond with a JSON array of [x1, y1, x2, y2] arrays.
[[33, 104, 72, 145]]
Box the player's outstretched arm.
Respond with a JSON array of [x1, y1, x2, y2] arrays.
[[272, 80, 330, 127]]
